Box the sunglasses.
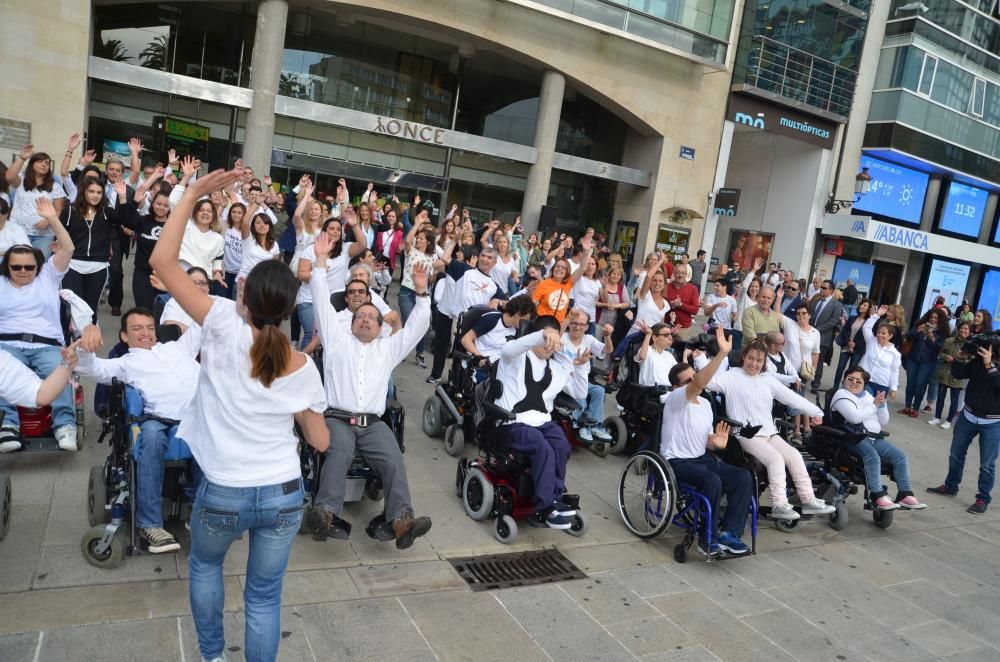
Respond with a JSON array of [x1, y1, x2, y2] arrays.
[[8, 264, 37, 272], [346, 289, 367, 295], [656, 333, 672, 338]]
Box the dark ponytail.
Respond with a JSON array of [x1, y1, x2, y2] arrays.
[[243, 260, 299, 387]]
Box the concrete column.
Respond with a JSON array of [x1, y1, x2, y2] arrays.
[[519, 70, 565, 235], [243, 0, 289, 173]]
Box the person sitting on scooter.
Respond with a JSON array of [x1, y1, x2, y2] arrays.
[[495, 315, 590, 529], [561, 308, 614, 442], [662, 326, 751, 557], [705, 339, 836, 521], [74, 307, 203, 553], [831, 366, 927, 512], [635, 321, 676, 387]]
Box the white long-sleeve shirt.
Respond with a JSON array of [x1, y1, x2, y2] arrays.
[[76, 328, 202, 420], [831, 388, 889, 434], [311, 269, 429, 416], [707, 369, 822, 436], [495, 331, 588, 427], [859, 316, 901, 391], [179, 221, 224, 275], [0, 351, 44, 407], [766, 351, 798, 386]]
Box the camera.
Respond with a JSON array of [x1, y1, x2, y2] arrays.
[[680, 331, 727, 355], [961, 332, 1000, 357]]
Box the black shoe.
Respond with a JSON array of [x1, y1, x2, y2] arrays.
[[425, 376, 440, 384], [393, 515, 432, 549], [415, 354, 427, 369], [306, 507, 351, 541], [968, 499, 988, 514], [926, 484, 958, 496], [809, 386, 819, 394]]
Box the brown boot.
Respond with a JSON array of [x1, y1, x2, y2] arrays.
[[306, 507, 351, 541], [392, 514, 432, 549]]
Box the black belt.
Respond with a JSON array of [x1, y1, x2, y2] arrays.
[[0, 333, 62, 346], [325, 409, 380, 428]]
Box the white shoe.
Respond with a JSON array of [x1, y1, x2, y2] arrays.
[[54, 425, 78, 452], [800, 497, 836, 515], [577, 427, 594, 442], [927, 418, 941, 426], [0, 426, 22, 453], [940, 421, 952, 430], [770, 503, 800, 520], [592, 427, 612, 441]]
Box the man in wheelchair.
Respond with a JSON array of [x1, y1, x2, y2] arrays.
[[460, 296, 536, 364], [561, 308, 614, 441], [75, 307, 201, 553], [306, 235, 432, 550], [662, 328, 752, 557], [830, 367, 926, 511], [494, 315, 591, 529]]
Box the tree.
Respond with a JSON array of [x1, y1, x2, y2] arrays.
[[95, 38, 132, 62], [139, 34, 169, 70]]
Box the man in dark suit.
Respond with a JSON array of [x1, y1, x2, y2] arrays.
[[808, 279, 843, 392], [779, 280, 805, 320]]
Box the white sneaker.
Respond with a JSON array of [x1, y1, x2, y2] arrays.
[[139, 527, 181, 553], [770, 503, 800, 520], [800, 497, 836, 515], [54, 425, 78, 452], [927, 418, 941, 426], [0, 426, 22, 453], [577, 427, 594, 442], [940, 421, 952, 430], [592, 427, 612, 441]]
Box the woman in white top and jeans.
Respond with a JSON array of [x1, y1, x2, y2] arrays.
[[781, 303, 821, 442], [859, 305, 902, 403], [179, 199, 226, 296], [398, 224, 439, 369], [5, 147, 68, 259], [571, 256, 602, 336], [150, 169, 330, 662]]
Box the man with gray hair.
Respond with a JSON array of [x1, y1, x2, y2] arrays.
[[740, 286, 781, 349], [764, 331, 799, 388]]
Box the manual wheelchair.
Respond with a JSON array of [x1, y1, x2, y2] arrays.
[[82, 380, 196, 568], [455, 370, 589, 544]]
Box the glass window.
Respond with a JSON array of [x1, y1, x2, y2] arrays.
[[917, 54, 938, 96], [454, 52, 542, 146], [971, 78, 987, 117], [929, 59, 972, 112]]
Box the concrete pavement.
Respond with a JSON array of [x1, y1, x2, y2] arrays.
[[2, 293, 999, 661]]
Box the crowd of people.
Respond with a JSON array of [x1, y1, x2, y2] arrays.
[[0, 136, 998, 662]]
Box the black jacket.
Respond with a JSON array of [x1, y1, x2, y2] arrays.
[[59, 204, 124, 263], [952, 358, 1000, 418], [123, 200, 165, 271]]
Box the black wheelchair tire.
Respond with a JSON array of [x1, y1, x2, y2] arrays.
[[829, 500, 848, 531], [81, 525, 126, 569], [774, 518, 800, 533], [444, 424, 465, 457], [617, 451, 675, 539], [872, 506, 893, 530], [0, 473, 10, 541], [605, 416, 629, 455], [463, 467, 494, 521], [673, 543, 688, 564], [422, 396, 445, 438], [88, 465, 110, 527]]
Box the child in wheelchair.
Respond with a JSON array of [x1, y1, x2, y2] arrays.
[[829, 367, 926, 511], [75, 307, 202, 554]]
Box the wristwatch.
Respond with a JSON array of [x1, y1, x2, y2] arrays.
[[415, 292, 430, 297]]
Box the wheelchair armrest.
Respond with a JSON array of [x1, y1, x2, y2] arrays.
[[554, 392, 583, 412], [452, 350, 487, 364], [482, 401, 515, 422], [812, 425, 845, 439]]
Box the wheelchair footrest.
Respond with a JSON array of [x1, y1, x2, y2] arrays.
[[365, 513, 396, 542], [561, 494, 580, 509]]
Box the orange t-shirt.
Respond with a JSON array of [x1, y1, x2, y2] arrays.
[[532, 279, 574, 322]]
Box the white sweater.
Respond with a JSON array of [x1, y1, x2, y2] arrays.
[[831, 388, 889, 434], [858, 316, 901, 391], [179, 220, 224, 275], [707, 369, 822, 436]]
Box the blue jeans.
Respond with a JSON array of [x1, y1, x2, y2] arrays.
[[944, 414, 1000, 504], [28, 234, 53, 259], [136, 420, 170, 528], [397, 286, 426, 354], [612, 330, 641, 360], [296, 303, 314, 351], [0, 344, 74, 430], [507, 422, 570, 511], [854, 436, 911, 495], [904, 360, 936, 409], [575, 383, 606, 427], [669, 453, 752, 538], [224, 272, 238, 301], [934, 385, 962, 422], [189, 478, 304, 662]]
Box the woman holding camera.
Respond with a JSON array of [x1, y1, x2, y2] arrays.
[[928, 322, 971, 429]]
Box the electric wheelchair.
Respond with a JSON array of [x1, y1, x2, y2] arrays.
[[82, 379, 196, 568], [455, 367, 589, 544]]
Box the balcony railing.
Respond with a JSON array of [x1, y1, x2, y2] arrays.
[[735, 35, 860, 119]]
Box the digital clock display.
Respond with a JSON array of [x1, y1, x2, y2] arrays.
[[939, 181, 987, 237], [852, 155, 929, 225]]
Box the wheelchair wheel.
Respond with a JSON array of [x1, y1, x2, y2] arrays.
[[872, 506, 893, 530], [444, 424, 465, 457], [495, 514, 518, 544], [774, 518, 799, 533], [829, 500, 848, 531], [618, 451, 675, 539], [462, 467, 494, 521], [673, 543, 688, 564], [422, 396, 445, 438], [87, 465, 109, 527], [455, 458, 467, 498], [604, 416, 629, 455], [81, 525, 126, 569], [566, 511, 589, 537], [590, 442, 609, 458], [0, 473, 11, 541]]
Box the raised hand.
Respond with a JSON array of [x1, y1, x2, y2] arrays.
[[80, 324, 103, 352], [602, 323, 614, 337], [753, 256, 764, 271], [180, 155, 198, 179], [315, 229, 332, 256], [67, 133, 81, 151], [263, 175, 272, 187], [185, 168, 242, 201], [410, 261, 430, 294], [580, 236, 593, 252], [19, 144, 33, 160], [709, 421, 730, 449], [36, 197, 58, 219], [542, 327, 562, 353], [128, 137, 143, 154], [574, 347, 592, 366], [877, 304, 889, 317], [113, 179, 127, 199], [639, 320, 651, 335], [167, 148, 178, 166], [80, 149, 97, 166], [715, 324, 732, 355]]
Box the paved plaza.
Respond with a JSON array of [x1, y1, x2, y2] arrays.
[[2, 303, 1000, 662]]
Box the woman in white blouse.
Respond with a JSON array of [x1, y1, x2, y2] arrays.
[[781, 303, 821, 443], [859, 305, 902, 403], [179, 199, 226, 295], [571, 255, 602, 336], [149, 168, 329, 662], [706, 339, 836, 521], [5, 147, 68, 258]]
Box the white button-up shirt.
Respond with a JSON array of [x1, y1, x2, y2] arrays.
[[312, 270, 430, 416]]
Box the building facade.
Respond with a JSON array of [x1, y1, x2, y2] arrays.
[[2, 0, 754, 273]]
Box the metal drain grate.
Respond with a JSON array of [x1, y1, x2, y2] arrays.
[[449, 548, 586, 592]]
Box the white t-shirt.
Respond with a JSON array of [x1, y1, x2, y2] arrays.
[[177, 298, 326, 487], [631, 291, 668, 332], [660, 388, 713, 460], [179, 221, 224, 275], [300, 244, 351, 298], [0, 257, 67, 348], [704, 293, 737, 329], [571, 276, 602, 321], [0, 349, 43, 407], [10, 180, 67, 237], [561, 332, 606, 364], [490, 254, 518, 295], [636, 346, 677, 387], [291, 228, 321, 305], [471, 311, 517, 362], [222, 228, 243, 273], [238, 236, 279, 279], [0, 222, 30, 254]]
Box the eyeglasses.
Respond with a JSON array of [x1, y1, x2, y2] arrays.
[[191, 280, 210, 287], [787, 287, 799, 292], [8, 264, 37, 272], [821, 285, 831, 290], [346, 288, 367, 295], [796, 311, 809, 316], [568, 322, 588, 327], [354, 313, 380, 323], [656, 333, 672, 338], [844, 377, 865, 385]]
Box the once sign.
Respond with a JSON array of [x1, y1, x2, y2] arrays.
[[374, 117, 446, 145]]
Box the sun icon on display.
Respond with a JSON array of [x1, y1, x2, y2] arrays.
[[899, 185, 913, 206]]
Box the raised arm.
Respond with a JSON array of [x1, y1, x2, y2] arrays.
[[569, 238, 593, 285], [7, 145, 31, 186], [126, 137, 142, 187], [149, 169, 241, 326], [687, 326, 731, 401], [343, 205, 368, 257], [639, 253, 663, 299], [36, 198, 74, 272], [61, 133, 81, 180], [636, 321, 653, 362]]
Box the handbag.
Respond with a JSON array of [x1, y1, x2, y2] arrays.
[[799, 361, 816, 382], [900, 337, 914, 357]]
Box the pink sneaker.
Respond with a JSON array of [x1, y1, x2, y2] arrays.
[[896, 495, 927, 510], [873, 495, 900, 510]]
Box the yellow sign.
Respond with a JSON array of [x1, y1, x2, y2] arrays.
[[165, 118, 210, 142]]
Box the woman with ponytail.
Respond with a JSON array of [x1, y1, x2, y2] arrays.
[[149, 168, 329, 662]]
